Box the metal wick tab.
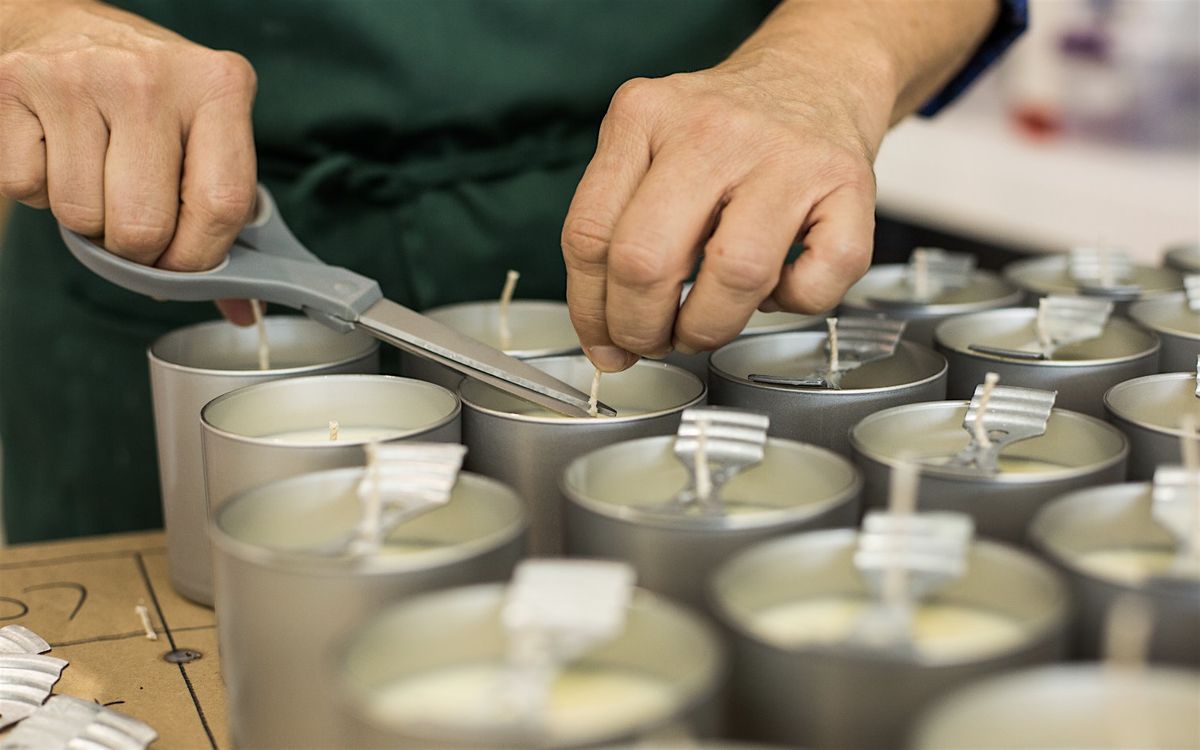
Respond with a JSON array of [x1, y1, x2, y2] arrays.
[[748, 317, 906, 390], [906, 248, 976, 303], [1184, 275, 1200, 313], [939, 376, 1057, 477], [1069, 247, 1140, 299], [663, 407, 769, 516], [968, 295, 1113, 361]]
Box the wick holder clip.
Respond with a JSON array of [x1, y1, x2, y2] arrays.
[[939, 383, 1057, 477], [749, 317, 906, 389], [663, 407, 769, 515]]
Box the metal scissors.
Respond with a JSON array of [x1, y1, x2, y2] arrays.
[[59, 185, 614, 418]]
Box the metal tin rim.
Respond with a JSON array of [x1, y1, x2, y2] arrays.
[[560, 436, 862, 531], [1164, 243, 1200, 273], [424, 299, 582, 359], [840, 265, 1024, 316], [147, 316, 379, 377], [1003, 255, 1184, 299], [1128, 293, 1200, 340], [459, 357, 707, 424], [200, 374, 461, 446], [739, 310, 828, 336], [849, 401, 1129, 484], [209, 469, 527, 578], [1103, 372, 1195, 438], [709, 337, 949, 396], [934, 308, 1161, 367], [707, 528, 1069, 668]]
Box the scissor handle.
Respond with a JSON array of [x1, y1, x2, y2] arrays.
[[59, 185, 382, 329]]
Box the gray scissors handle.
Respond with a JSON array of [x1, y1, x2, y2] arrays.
[[58, 185, 382, 330]]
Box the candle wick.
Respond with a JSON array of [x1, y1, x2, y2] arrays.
[[250, 299, 270, 370], [359, 442, 383, 551], [329, 420, 339, 442], [587, 369, 601, 418], [695, 418, 712, 503], [974, 373, 1000, 451], [134, 603, 158, 641], [1103, 596, 1153, 748], [913, 251, 929, 300], [1035, 299, 1052, 353], [498, 269, 520, 351], [884, 456, 920, 612], [826, 317, 839, 372]]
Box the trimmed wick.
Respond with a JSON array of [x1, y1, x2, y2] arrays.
[[883, 456, 920, 610], [974, 373, 1000, 450], [360, 443, 383, 550], [498, 269, 520, 351], [251, 299, 270, 370], [586, 369, 601, 418], [135, 604, 158, 641], [826, 317, 840, 372], [913, 250, 930, 300], [695, 418, 712, 502], [329, 420, 340, 442], [1035, 299, 1052, 353]]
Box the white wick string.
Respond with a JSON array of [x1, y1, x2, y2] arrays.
[[329, 420, 340, 442], [884, 456, 920, 610], [250, 300, 270, 370], [1103, 595, 1153, 749], [498, 269, 520, 351], [134, 604, 158, 641], [913, 250, 930, 300], [974, 373, 1000, 450], [359, 442, 384, 550], [1035, 300, 1051, 352], [587, 369, 601, 418], [1099, 250, 1115, 289], [695, 418, 712, 502], [1181, 415, 1200, 557], [827, 317, 840, 372]]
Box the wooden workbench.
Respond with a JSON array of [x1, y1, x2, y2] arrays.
[[0, 530, 227, 748]]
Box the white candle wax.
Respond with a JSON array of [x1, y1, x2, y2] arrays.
[[749, 595, 1026, 660], [265, 427, 406, 445], [1077, 548, 1200, 583]]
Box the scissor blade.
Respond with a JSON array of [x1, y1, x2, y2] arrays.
[[357, 299, 616, 418]]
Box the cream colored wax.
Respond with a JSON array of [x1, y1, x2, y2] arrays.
[[1077, 548, 1200, 583], [266, 427, 405, 445]]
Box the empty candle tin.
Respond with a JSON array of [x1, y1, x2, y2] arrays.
[[402, 300, 580, 390], [839, 265, 1023, 347], [1105, 373, 1200, 480], [1004, 254, 1184, 308], [1129, 292, 1200, 373], [335, 583, 724, 749], [710, 529, 1069, 750], [460, 356, 705, 555], [211, 467, 526, 750], [913, 664, 1200, 750], [935, 308, 1159, 418], [1163, 242, 1200, 274], [851, 401, 1127, 544], [664, 309, 825, 383], [707, 332, 947, 455], [148, 317, 378, 604], [562, 436, 861, 610], [1029, 483, 1200, 666]]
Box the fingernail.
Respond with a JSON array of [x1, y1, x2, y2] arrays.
[[588, 345, 635, 372], [758, 299, 782, 313]]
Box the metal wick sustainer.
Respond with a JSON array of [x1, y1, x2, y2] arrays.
[[749, 317, 906, 389], [663, 407, 770, 516], [1069, 247, 1140, 299], [939, 374, 1057, 476], [969, 295, 1113, 361]]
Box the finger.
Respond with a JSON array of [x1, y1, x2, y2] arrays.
[[103, 107, 183, 264], [0, 93, 49, 208], [674, 175, 802, 352], [43, 106, 109, 236], [771, 181, 875, 314], [215, 299, 256, 326], [156, 54, 257, 272], [604, 155, 724, 358], [561, 81, 654, 372]]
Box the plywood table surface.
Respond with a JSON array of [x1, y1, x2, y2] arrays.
[[0, 530, 227, 748]]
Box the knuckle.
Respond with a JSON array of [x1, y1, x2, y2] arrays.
[[0, 174, 45, 202], [192, 181, 256, 228], [608, 237, 677, 290], [608, 77, 659, 117], [704, 242, 780, 296], [52, 199, 105, 235], [561, 215, 612, 266], [201, 51, 257, 99], [107, 209, 175, 256]]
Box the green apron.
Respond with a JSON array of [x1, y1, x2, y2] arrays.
[[0, 1, 774, 542]]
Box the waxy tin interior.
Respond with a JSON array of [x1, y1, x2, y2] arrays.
[[1105, 373, 1200, 480], [850, 401, 1128, 544], [336, 583, 725, 749], [562, 435, 861, 610], [913, 664, 1200, 750], [707, 332, 947, 455], [148, 317, 379, 605], [710, 529, 1068, 750], [460, 355, 705, 556], [1030, 482, 1200, 666], [402, 300, 580, 390], [1164, 242, 1200, 275], [211, 467, 527, 750], [1004, 254, 1184, 306], [839, 264, 1023, 347], [664, 308, 825, 383], [1129, 292, 1200, 374], [935, 308, 1159, 418]]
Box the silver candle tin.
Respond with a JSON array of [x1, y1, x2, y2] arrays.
[[850, 401, 1128, 544], [211, 467, 526, 750], [1163, 242, 1200, 275], [663, 309, 824, 383], [460, 356, 706, 556], [562, 436, 862, 610], [1029, 482, 1200, 666], [1004, 254, 1184, 309], [1129, 292, 1200, 373], [839, 264, 1023, 347], [1105, 373, 1200, 480], [935, 308, 1160, 418], [913, 664, 1200, 749], [710, 529, 1069, 750], [707, 332, 947, 455], [198, 374, 461, 605], [335, 583, 725, 749], [148, 317, 378, 604], [402, 300, 580, 390]]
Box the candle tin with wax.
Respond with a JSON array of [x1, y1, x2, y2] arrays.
[[148, 317, 378, 605], [664, 309, 825, 383], [562, 436, 862, 610], [710, 529, 1069, 750], [402, 300, 580, 390], [838, 264, 1023, 347], [211, 467, 526, 750], [935, 308, 1159, 418], [850, 401, 1128, 544], [913, 664, 1200, 750], [1029, 483, 1200, 666], [460, 356, 706, 556], [1129, 293, 1200, 373], [1163, 242, 1200, 275], [707, 332, 947, 455], [1105, 373, 1200, 480], [1003, 254, 1184, 309], [335, 583, 725, 749]]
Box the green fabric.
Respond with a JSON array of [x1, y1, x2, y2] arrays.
[[0, 1, 774, 542]]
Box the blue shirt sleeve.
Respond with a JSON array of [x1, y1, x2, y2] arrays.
[[919, 0, 1029, 116]]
